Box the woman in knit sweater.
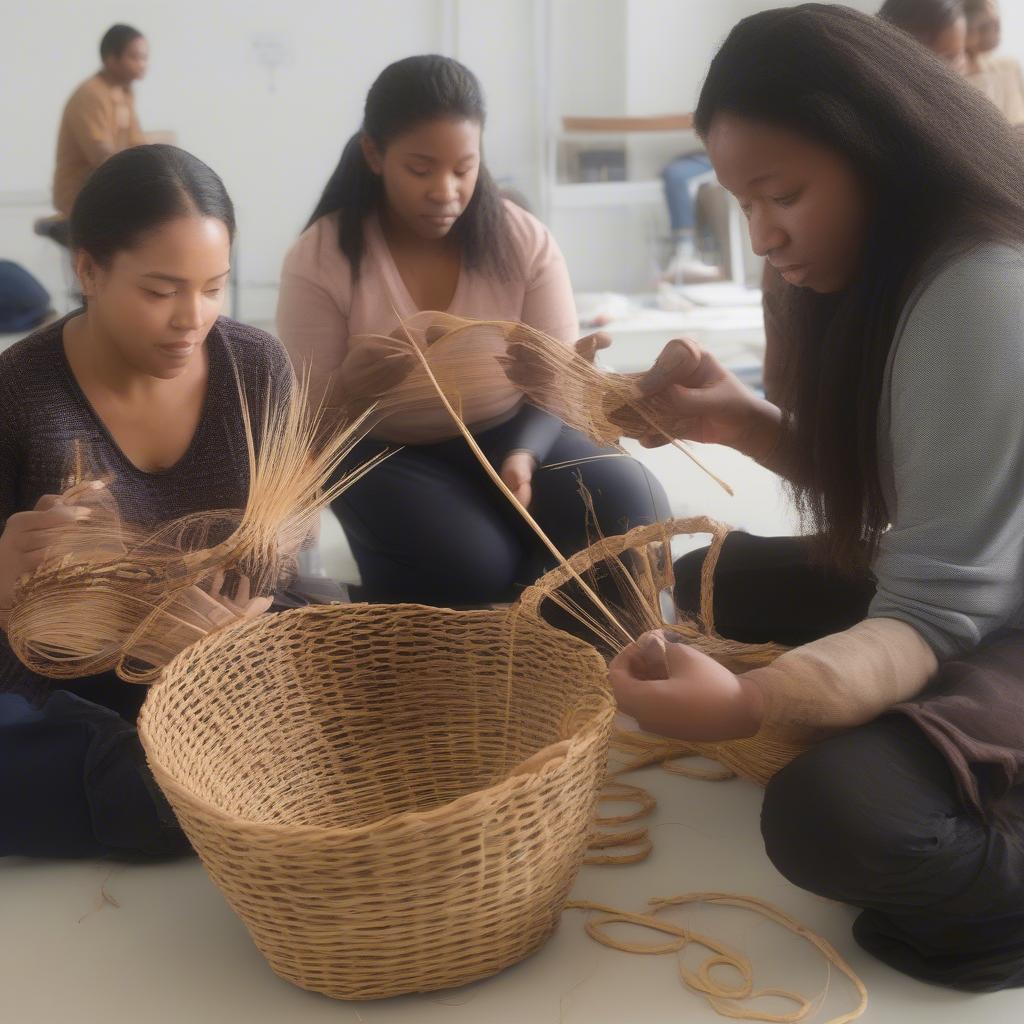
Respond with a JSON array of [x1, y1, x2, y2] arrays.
[[0, 146, 290, 858], [611, 5, 1024, 992]]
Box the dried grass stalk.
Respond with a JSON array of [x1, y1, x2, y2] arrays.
[[518, 516, 807, 787], [6, 377, 382, 682], [567, 894, 868, 1023], [350, 311, 733, 493]]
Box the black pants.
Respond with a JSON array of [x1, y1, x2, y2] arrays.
[[0, 672, 190, 859], [333, 413, 670, 606], [675, 533, 1024, 992]]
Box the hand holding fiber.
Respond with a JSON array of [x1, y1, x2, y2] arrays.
[[499, 451, 536, 508], [125, 571, 272, 671], [608, 629, 765, 742], [631, 338, 778, 453], [330, 329, 420, 408], [6, 377, 372, 681], [0, 488, 98, 628], [575, 331, 612, 364]]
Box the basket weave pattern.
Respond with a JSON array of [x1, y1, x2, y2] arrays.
[[138, 603, 614, 1000], [519, 517, 807, 785]]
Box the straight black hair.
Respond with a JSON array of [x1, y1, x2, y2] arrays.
[[70, 145, 235, 266], [307, 54, 515, 281]]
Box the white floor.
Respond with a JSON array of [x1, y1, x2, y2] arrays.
[[3, 763, 1020, 1023]]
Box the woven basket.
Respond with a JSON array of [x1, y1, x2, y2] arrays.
[[137, 603, 614, 1000], [518, 517, 807, 785]]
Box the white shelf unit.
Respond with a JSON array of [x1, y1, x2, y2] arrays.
[[535, 3, 749, 290], [548, 173, 748, 287], [550, 178, 664, 208]]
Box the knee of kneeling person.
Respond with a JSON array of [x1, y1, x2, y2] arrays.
[[672, 546, 709, 615], [760, 732, 935, 897]]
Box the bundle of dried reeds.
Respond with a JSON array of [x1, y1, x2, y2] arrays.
[[518, 516, 807, 786], [348, 311, 733, 494], [6, 379, 385, 682]]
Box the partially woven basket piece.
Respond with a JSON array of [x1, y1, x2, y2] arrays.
[[518, 516, 806, 786], [138, 603, 614, 1000]]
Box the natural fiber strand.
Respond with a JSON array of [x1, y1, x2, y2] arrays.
[[583, 779, 658, 864], [6, 376, 384, 681], [567, 895, 868, 1024], [351, 311, 733, 494]]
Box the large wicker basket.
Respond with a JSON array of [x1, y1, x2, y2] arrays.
[[137, 603, 614, 1000]]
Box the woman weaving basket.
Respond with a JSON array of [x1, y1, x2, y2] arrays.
[[608, 5, 1024, 993], [277, 55, 669, 606], [0, 146, 291, 858]]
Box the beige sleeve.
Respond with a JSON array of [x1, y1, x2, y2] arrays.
[[128, 101, 145, 146], [67, 88, 115, 167], [741, 617, 938, 744], [276, 268, 350, 411], [514, 205, 579, 344]]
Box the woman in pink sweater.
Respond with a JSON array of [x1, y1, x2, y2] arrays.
[[278, 55, 667, 607]]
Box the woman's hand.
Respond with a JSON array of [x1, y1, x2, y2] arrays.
[[575, 331, 612, 364], [626, 337, 781, 457], [0, 487, 101, 629], [608, 630, 764, 741], [177, 571, 273, 630], [499, 450, 536, 508], [128, 571, 272, 668], [332, 334, 419, 409]]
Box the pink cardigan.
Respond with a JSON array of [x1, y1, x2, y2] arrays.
[[276, 200, 578, 443]]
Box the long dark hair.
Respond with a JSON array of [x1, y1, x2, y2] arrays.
[[695, 4, 1024, 573], [879, 0, 964, 41], [70, 144, 235, 266], [307, 54, 515, 280]]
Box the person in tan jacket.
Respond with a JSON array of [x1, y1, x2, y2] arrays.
[[964, 0, 1024, 127], [52, 24, 149, 220]]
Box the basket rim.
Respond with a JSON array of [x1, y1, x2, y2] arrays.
[[517, 515, 729, 616], [138, 602, 615, 842], [144, 706, 614, 843]]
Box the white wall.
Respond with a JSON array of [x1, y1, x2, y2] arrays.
[[451, 0, 546, 209], [5, 0, 1024, 314], [1, 0, 543, 319], [3, 1, 449, 314], [552, 0, 628, 118]]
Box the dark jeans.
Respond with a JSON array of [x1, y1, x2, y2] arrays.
[[0, 260, 51, 332], [675, 533, 1024, 992], [333, 413, 670, 606], [0, 673, 190, 860]]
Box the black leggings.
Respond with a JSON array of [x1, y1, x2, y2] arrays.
[[333, 413, 670, 605], [675, 533, 1024, 992]]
